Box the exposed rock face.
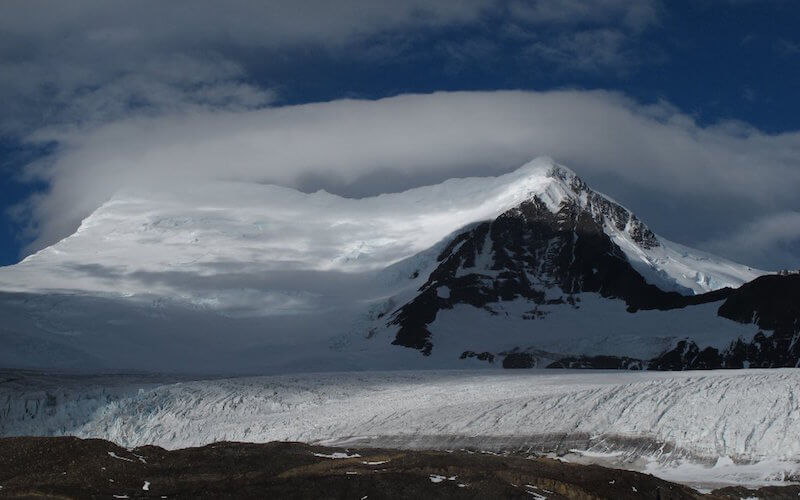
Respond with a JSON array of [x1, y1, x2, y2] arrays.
[[501, 352, 538, 369], [718, 274, 800, 334], [0, 436, 725, 499], [388, 167, 798, 370], [550, 165, 659, 250], [390, 193, 728, 357], [460, 350, 495, 363], [548, 275, 800, 370], [647, 340, 725, 370], [548, 331, 800, 371], [652, 275, 800, 370], [548, 355, 646, 370]]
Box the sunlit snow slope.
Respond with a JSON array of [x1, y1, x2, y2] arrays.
[[0, 157, 768, 372], [0, 157, 760, 301]]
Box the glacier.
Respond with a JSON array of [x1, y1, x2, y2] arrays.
[[2, 369, 798, 489]]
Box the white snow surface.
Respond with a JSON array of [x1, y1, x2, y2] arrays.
[[0, 157, 766, 372], [1, 369, 798, 488], [313, 452, 361, 459], [427, 296, 757, 362], [0, 157, 761, 303]]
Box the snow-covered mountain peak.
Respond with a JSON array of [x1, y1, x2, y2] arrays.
[[525, 161, 660, 248], [0, 157, 762, 305], [0, 157, 784, 374], [510, 161, 763, 294]]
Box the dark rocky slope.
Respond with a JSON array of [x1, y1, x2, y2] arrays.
[[550, 274, 800, 370], [387, 173, 798, 370], [389, 192, 732, 359], [2, 436, 797, 499]]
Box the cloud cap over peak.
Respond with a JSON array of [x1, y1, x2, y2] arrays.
[[17, 90, 800, 271]]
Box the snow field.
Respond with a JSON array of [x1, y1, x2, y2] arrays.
[[0, 158, 763, 308]]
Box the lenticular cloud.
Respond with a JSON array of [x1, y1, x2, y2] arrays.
[[20, 90, 800, 262]]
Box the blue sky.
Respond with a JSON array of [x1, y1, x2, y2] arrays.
[[1, 0, 799, 269]]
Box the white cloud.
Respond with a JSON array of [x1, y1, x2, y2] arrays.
[[0, 52, 275, 136], [0, 0, 491, 50], [504, 0, 661, 74], [508, 0, 660, 32], [702, 212, 800, 269], [523, 29, 634, 74], [4, 1, 798, 271], [1, 55, 274, 133], [0, 0, 493, 135], [0, 0, 664, 134], [17, 90, 800, 269]]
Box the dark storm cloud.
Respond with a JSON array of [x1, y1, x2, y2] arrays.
[[0, 0, 490, 133], [0, 0, 661, 134]]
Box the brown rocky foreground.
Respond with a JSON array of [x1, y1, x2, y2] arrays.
[[0, 437, 796, 499]]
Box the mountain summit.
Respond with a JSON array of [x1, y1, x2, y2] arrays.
[[2, 157, 794, 373], [0, 158, 759, 298]]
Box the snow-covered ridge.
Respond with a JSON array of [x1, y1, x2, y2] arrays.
[[0, 157, 762, 306], [0, 157, 770, 373], [536, 164, 763, 294], [2, 369, 798, 487]]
